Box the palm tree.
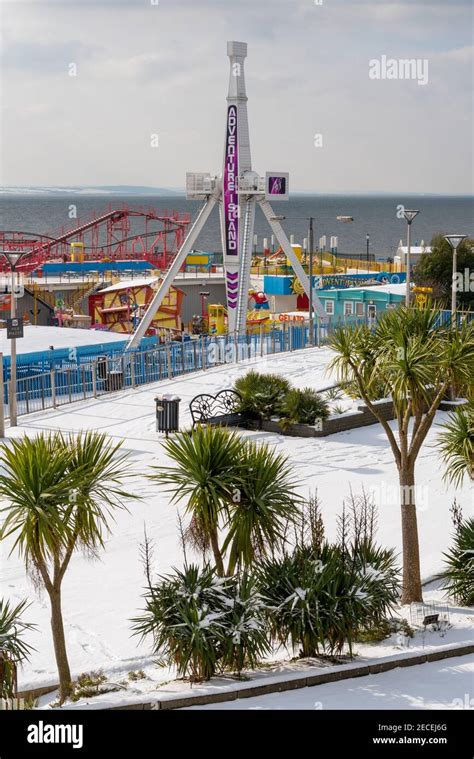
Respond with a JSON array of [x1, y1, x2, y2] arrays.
[[151, 425, 245, 575], [0, 598, 35, 699], [329, 307, 474, 604], [223, 440, 300, 574], [438, 402, 474, 487], [150, 425, 300, 576], [0, 431, 134, 703]]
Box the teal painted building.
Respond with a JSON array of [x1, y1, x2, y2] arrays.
[[314, 283, 406, 321], [261, 275, 406, 322]]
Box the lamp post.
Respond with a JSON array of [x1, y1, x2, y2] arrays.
[[402, 209, 419, 306], [444, 234, 467, 323], [2, 251, 26, 426], [199, 290, 210, 319], [366, 233, 370, 265], [308, 217, 315, 346], [319, 235, 326, 274], [330, 236, 338, 269]]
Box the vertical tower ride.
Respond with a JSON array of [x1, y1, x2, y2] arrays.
[[126, 42, 325, 349]]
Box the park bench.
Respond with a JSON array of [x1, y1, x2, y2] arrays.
[[189, 389, 245, 428]]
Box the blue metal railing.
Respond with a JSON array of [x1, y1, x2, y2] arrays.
[[4, 308, 472, 420]]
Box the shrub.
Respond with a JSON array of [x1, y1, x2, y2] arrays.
[[223, 440, 301, 573], [280, 388, 329, 427], [259, 545, 371, 658], [234, 371, 290, 420], [132, 564, 269, 681], [220, 573, 270, 674], [0, 599, 35, 699], [439, 517, 474, 605], [259, 491, 401, 658], [151, 427, 300, 576]]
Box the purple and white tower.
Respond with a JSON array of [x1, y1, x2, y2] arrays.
[[221, 41, 255, 332], [126, 41, 325, 348]]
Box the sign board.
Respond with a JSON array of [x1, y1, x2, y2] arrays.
[[265, 172, 289, 201], [7, 317, 24, 339]]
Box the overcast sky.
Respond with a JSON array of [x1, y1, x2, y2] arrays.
[[1, 0, 472, 193]]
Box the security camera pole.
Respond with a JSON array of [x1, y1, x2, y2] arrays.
[[2, 251, 26, 426]]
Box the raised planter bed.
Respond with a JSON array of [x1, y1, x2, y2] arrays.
[[246, 399, 396, 437]]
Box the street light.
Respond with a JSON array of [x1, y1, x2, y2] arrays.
[[2, 250, 26, 426], [444, 234, 467, 322], [402, 209, 420, 306], [199, 291, 210, 318], [366, 233, 370, 265], [308, 217, 315, 345]]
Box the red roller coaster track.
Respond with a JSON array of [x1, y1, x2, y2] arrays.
[[0, 203, 191, 272]]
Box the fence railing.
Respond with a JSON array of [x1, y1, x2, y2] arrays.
[[3, 318, 362, 420], [4, 308, 472, 421]]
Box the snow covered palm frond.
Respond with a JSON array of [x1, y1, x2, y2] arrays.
[[131, 566, 269, 681]]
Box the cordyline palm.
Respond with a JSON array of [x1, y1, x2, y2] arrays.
[[223, 440, 300, 575], [329, 306, 474, 604], [0, 598, 36, 699], [0, 431, 134, 704], [438, 402, 474, 487], [150, 425, 300, 576], [151, 425, 245, 576]]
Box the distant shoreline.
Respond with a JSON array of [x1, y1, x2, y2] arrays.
[[1, 188, 473, 198]]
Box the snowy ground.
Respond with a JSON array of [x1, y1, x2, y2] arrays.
[[0, 345, 472, 697], [187, 655, 474, 711]]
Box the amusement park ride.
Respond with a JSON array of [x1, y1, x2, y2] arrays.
[[124, 41, 326, 349], [0, 41, 326, 341], [0, 206, 190, 273]]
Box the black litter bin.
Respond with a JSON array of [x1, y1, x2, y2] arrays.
[[155, 394, 181, 436], [97, 355, 108, 380], [105, 371, 123, 392]]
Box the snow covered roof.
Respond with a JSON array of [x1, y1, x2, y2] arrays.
[[359, 283, 407, 296], [98, 277, 159, 294], [0, 325, 125, 356], [397, 246, 431, 255], [318, 283, 407, 296]]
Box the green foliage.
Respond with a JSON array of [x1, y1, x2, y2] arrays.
[[0, 431, 134, 568], [439, 517, 474, 605], [132, 564, 269, 680], [259, 493, 401, 658], [413, 233, 474, 308], [127, 670, 146, 681], [0, 599, 36, 699], [280, 387, 329, 427], [438, 402, 474, 487], [223, 440, 300, 573], [356, 617, 414, 643], [151, 425, 300, 575], [329, 307, 474, 422], [0, 431, 134, 703], [342, 379, 386, 402], [234, 370, 291, 420], [70, 670, 124, 702], [323, 386, 344, 402], [220, 573, 271, 674], [151, 426, 245, 568]]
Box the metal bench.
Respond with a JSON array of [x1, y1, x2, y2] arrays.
[[189, 389, 244, 428]]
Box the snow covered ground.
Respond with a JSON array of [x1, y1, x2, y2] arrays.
[[187, 655, 474, 711], [0, 345, 472, 695]]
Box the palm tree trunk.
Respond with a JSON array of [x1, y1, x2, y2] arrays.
[[48, 585, 73, 703], [209, 530, 225, 576], [399, 464, 423, 604]]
